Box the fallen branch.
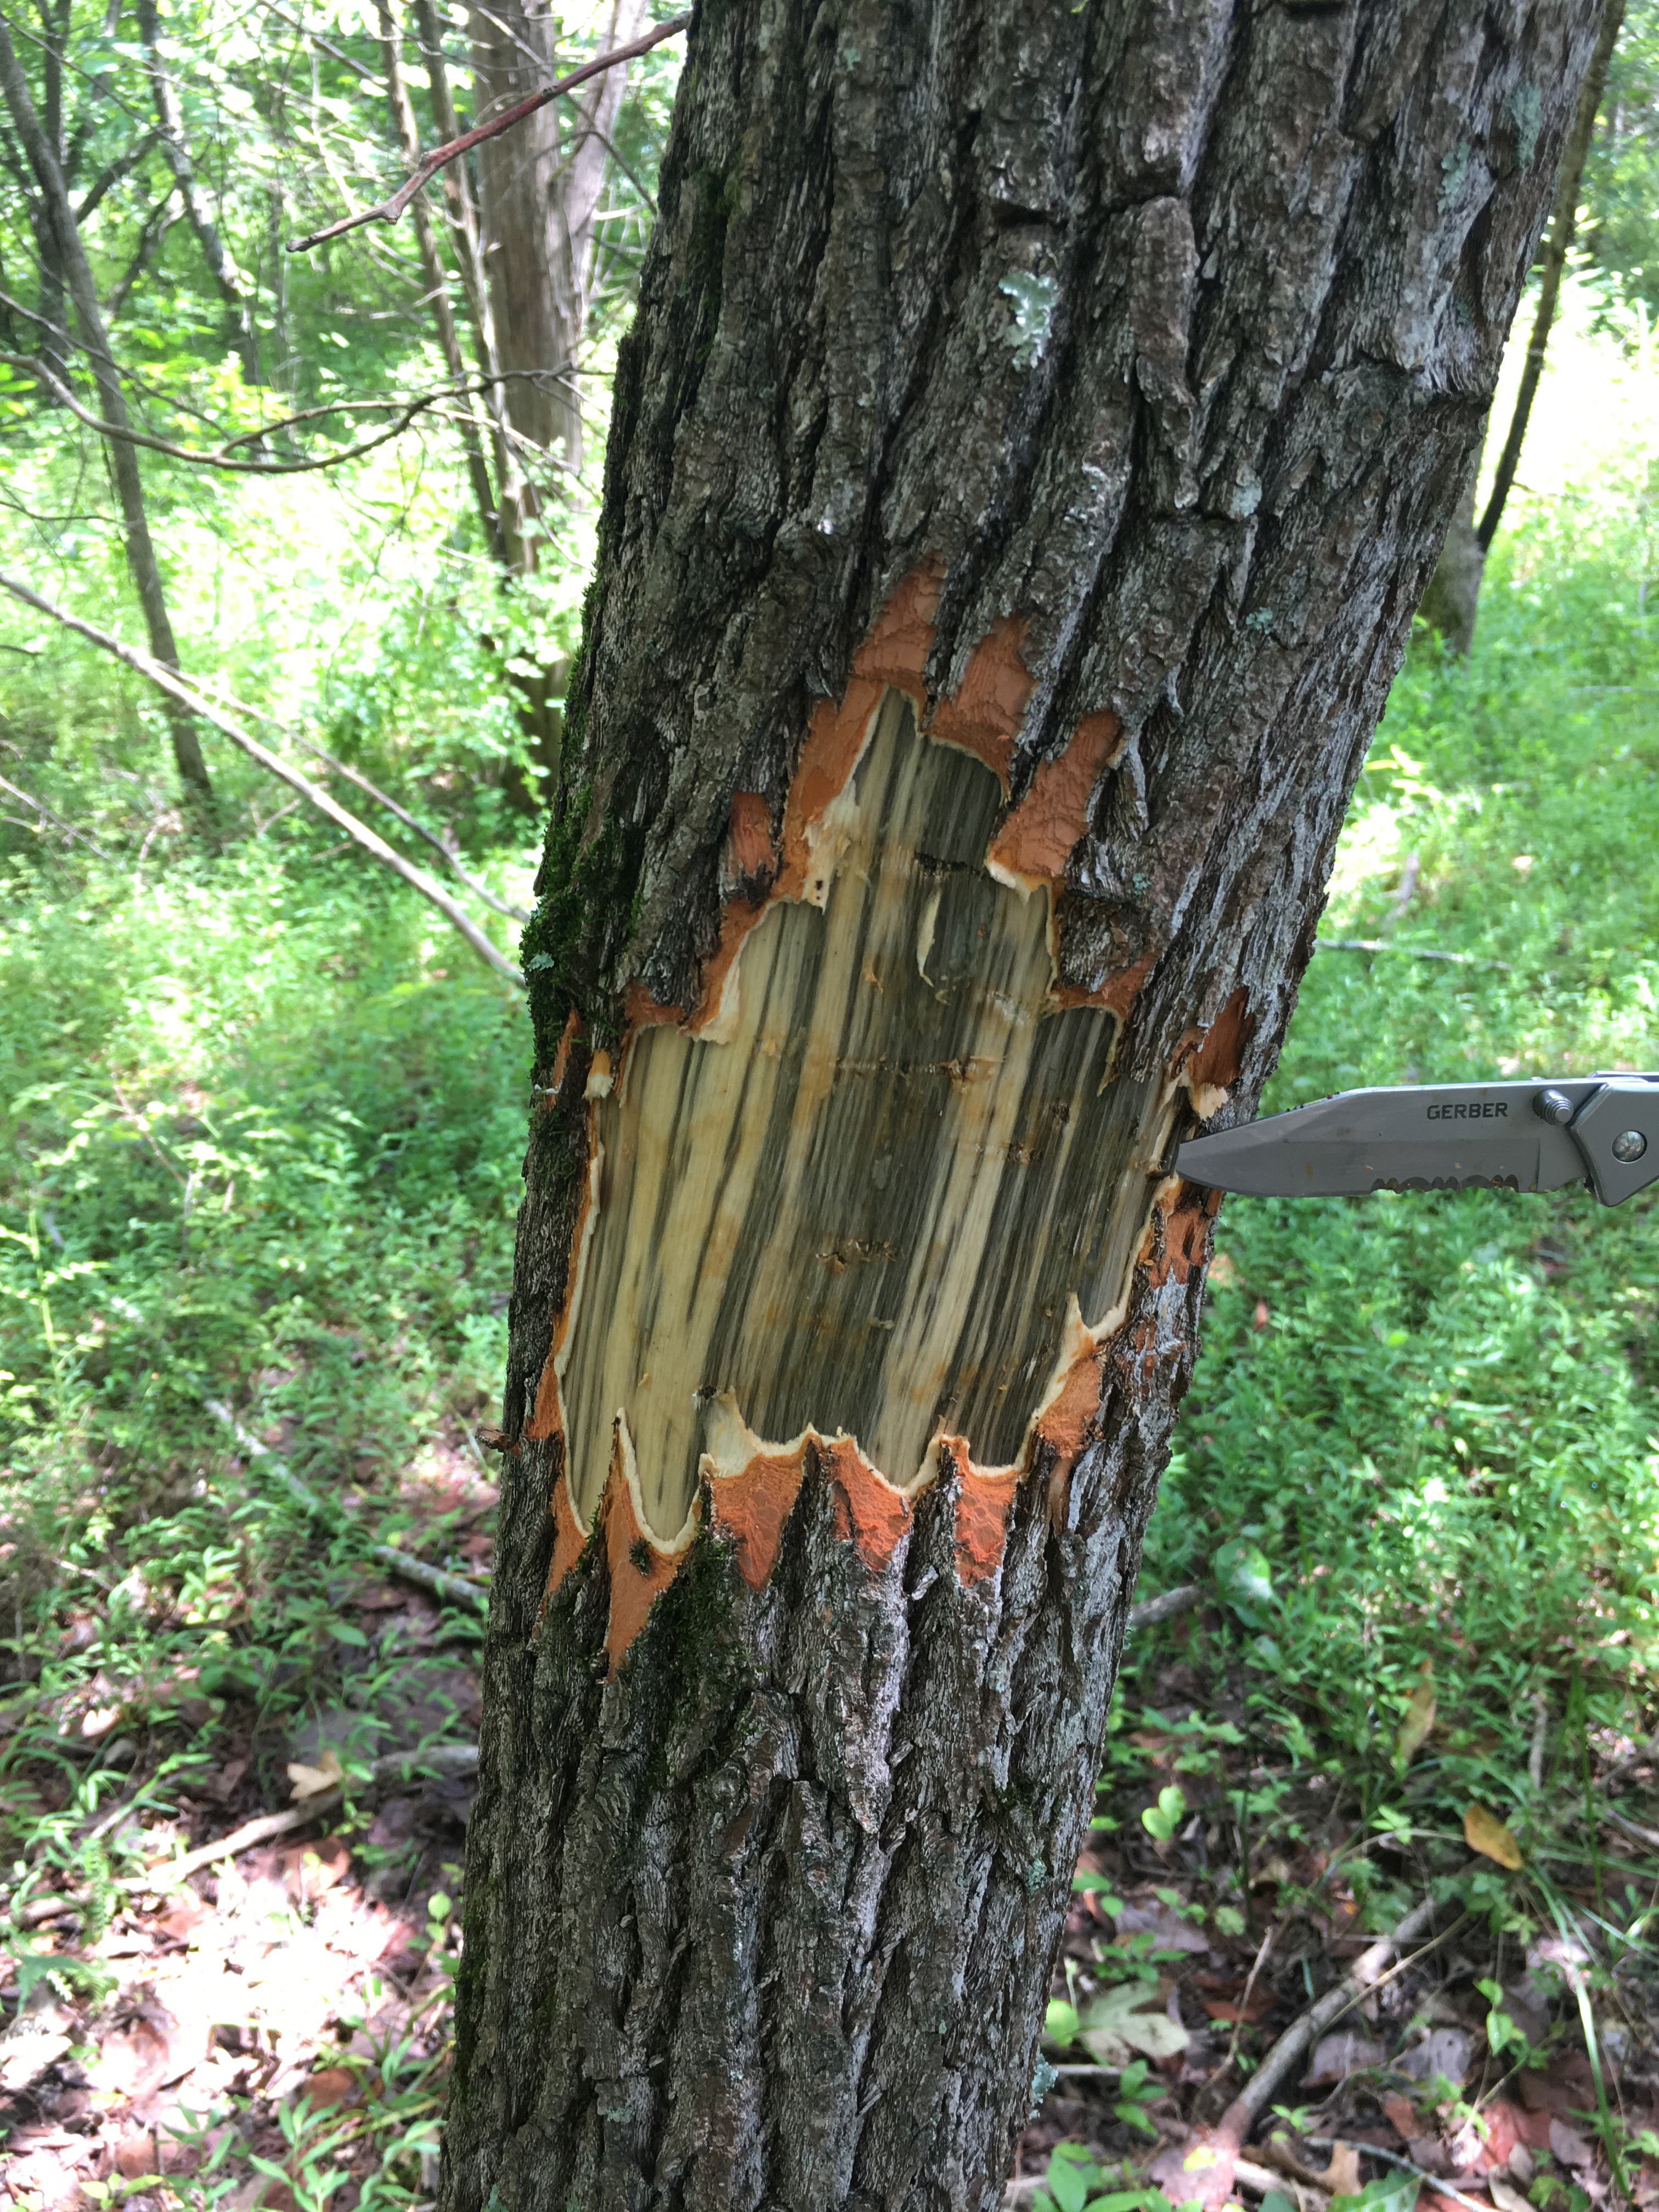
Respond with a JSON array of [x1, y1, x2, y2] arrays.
[[0, 771, 107, 855], [205, 1398, 490, 1615], [1155, 1886, 1457, 2209], [145, 1793, 344, 1884], [289, 14, 691, 253], [296, 733, 529, 922], [1125, 1581, 1204, 1633], [1604, 1803, 1659, 1853], [10, 1746, 481, 1923], [1314, 936, 1513, 973], [1305, 2136, 1493, 2212], [0, 572, 518, 983]]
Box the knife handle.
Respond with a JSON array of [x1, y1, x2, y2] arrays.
[[1566, 1077, 1659, 1206]]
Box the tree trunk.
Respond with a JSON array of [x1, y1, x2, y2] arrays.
[[376, 0, 506, 563], [1417, 443, 1487, 654], [469, 0, 646, 519], [411, 0, 532, 573], [442, 5, 1602, 2209], [0, 14, 213, 802], [1478, 0, 1628, 551], [134, 0, 262, 388]]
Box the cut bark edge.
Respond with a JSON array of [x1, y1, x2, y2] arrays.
[[529, 1172, 1222, 1671]]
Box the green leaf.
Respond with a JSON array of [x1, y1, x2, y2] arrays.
[[8, 1937, 64, 2006], [1141, 1782, 1187, 1841], [1331, 2174, 1420, 2212], [1078, 1984, 1191, 2066], [1214, 1537, 1276, 1624]]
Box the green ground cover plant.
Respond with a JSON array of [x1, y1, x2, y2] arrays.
[[3, 414, 1659, 2207]]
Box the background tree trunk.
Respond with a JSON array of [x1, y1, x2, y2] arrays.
[[376, 0, 505, 563], [1479, 0, 1628, 549], [0, 13, 213, 803], [469, 0, 646, 522], [412, 0, 532, 572], [134, 0, 262, 388], [442, 5, 1603, 2209], [1418, 0, 1626, 652], [1416, 443, 1487, 654]]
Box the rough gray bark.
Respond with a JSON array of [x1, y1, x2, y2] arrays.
[[0, 12, 212, 801], [134, 0, 261, 388], [442, 5, 1603, 2210], [470, 0, 646, 508]]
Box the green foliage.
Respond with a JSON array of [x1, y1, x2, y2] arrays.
[[0, 817, 522, 1867], [1131, 485, 1659, 1853], [1031, 2140, 1179, 2212], [1585, 0, 1659, 317]]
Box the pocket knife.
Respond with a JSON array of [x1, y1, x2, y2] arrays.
[[1176, 1075, 1659, 1208]]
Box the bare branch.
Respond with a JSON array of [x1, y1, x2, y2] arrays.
[[0, 570, 521, 984], [75, 128, 160, 224], [286, 13, 689, 254], [294, 731, 531, 922], [0, 347, 565, 477], [0, 770, 108, 854]]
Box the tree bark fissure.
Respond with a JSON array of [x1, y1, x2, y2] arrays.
[[444, 4, 1604, 2208]]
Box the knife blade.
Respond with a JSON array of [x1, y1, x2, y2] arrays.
[[1175, 1080, 1605, 1200]]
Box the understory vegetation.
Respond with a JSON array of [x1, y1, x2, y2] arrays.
[[1039, 494, 1659, 2211], [2, 480, 1657, 2207], [1, 59, 1658, 2203]]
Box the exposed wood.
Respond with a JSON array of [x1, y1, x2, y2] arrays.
[[443, 5, 1604, 2208]]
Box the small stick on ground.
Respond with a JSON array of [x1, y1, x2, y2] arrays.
[[1155, 1886, 1456, 2209]]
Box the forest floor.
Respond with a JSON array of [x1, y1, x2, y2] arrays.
[[4, 504, 1659, 2212]]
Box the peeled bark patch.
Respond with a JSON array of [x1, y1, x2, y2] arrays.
[[550, 691, 1171, 1552]]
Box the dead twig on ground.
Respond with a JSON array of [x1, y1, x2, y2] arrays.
[[204, 1398, 490, 1613], [1125, 1582, 1205, 1633], [1314, 937, 1513, 972], [1156, 1886, 1466, 2209]]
